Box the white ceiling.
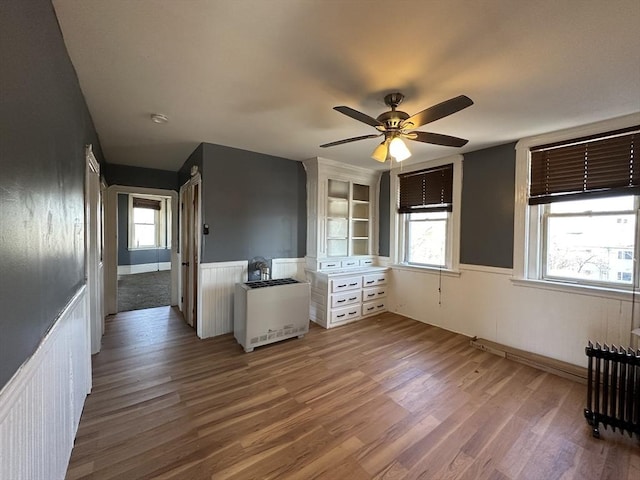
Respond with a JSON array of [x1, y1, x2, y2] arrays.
[[52, 0, 640, 172]]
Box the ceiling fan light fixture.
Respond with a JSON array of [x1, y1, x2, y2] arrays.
[[389, 137, 411, 161], [371, 140, 388, 162]]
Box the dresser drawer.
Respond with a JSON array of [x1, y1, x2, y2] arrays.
[[320, 260, 341, 269], [362, 285, 387, 301], [331, 290, 361, 308], [330, 276, 362, 293], [341, 259, 359, 268], [362, 299, 387, 316], [330, 305, 361, 324], [363, 272, 387, 287]]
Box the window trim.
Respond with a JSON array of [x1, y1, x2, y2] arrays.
[[127, 194, 170, 250], [390, 154, 462, 272], [513, 113, 640, 294]]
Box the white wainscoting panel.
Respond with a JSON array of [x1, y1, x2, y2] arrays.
[[199, 261, 248, 338], [271, 258, 306, 281], [390, 264, 636, 368], [0, 286, 90, 480]]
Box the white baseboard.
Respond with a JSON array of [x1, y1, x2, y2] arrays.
[[117, 262, 171, 275], [0, 286, 90, 480]]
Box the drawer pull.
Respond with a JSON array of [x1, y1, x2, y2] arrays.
[[337, 314, 346, 318], [377, 304, 384, 308], [348, 297, 357, 301], [377, 279, 385, 282], [327, 264, 337, 267], [338, 284, 347, 288], [337, 299, 346, 303], [367, 306, 375, 311], [349, 282, 358, 286], [367, 293, 375, 298], [349, 311, 357, 315], [378, 291, 385, 295], [365, 280, 374, 284]]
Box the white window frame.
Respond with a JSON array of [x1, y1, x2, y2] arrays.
[[127, 194, 170, 250], [390, 154, 462, 274], [513, 113, 640, 297]]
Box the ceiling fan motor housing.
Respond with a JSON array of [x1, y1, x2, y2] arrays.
[[377, 110, 410, 130]]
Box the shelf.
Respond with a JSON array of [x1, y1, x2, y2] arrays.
[[352, 217, 368, 222], [328, 197, 348, 202], [352, 237, 369, 240], [352, 200, 369, 204], [327, 236, 348, 240]]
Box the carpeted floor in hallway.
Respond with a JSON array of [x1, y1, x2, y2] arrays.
[[117, 270, 171, 312]]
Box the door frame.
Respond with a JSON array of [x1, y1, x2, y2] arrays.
[[85, 145, 103, 360], [104, 185, 179, 315], [179, 174, 202, 333]]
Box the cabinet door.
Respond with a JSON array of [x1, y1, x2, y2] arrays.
[[351, 183, 370, 255], [327, 180, 349, 257]]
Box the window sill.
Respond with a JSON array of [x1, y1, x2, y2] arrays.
[[510, 277, 638, 300], [390, 263, 461, 277]]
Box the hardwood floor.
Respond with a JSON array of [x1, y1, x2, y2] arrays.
[[66, 307, 639, 480]]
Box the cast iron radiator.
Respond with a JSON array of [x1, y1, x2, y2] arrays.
[[584, 342, 640, 439]]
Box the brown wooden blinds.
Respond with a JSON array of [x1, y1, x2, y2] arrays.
[[529, 126, 639, 205], [398, 164, 453, 213], [132, 197, 162, 210]]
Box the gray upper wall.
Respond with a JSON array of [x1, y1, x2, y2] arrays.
[[105, 163, 179, 191], [460, 142, 516, 268], [378, 171, 390, 256], [195, 143, 306, 264], [0, 0, 105, 389]]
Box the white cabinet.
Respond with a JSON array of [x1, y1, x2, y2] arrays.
[[307, 268, 389, 328], [303, 157, 382, 271]]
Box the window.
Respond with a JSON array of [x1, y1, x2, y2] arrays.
[[128, 195, 171, 249], [542, 196, 636, 285], [394, 159, 460, 269], [519, 124, 639, 289]]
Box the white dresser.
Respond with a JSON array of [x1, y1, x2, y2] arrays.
[[306, 267, 389, 328]]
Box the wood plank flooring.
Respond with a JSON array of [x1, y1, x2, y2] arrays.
[[66, 307, 639, 480]]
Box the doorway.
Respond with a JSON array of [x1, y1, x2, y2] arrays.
[[116, 192, 173, 312], [179, 175, 201, 331], [104, 186, 179, 316]]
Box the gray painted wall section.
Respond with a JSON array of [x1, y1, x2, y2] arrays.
[[378, 171, 390, 256], [460, 142, 516, 268], [105, 163, 179, 191], [0, 0, 105, 388], [198, 143, 306, 263], [117, 194, 171, 266]]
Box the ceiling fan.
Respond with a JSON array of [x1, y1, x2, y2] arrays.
[[320, 92, 473, 162]]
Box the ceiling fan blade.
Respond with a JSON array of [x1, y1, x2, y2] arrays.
[[404, 131, 469, 147], [334, 106, 384, 128], [401, 95, 473, 129], [320, 133, 382, 148]]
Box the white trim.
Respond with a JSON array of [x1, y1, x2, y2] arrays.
[[459, 264, 514, 275], [117, 262, 171, 275], [0, 286, 89, 480], [390, 154, 463, 270], [511, 277, 640, 301], [390, 263, 461, 277], [105, 185, 179, 315]]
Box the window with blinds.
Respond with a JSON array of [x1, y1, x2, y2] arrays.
[[398, 164, 453, 213], [529, 126, 638, 205]]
